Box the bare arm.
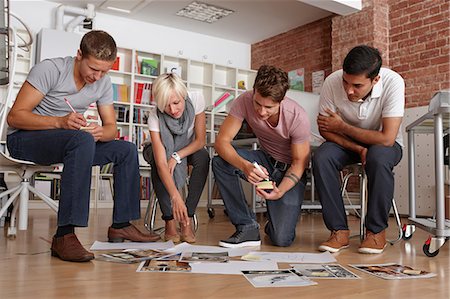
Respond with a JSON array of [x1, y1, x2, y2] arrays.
[[317, 108, 402, 146], [257, 141, 310, 200], [95, 104, 117, 142], [214, 115, 257, 179], [7, 81, 87, 130]]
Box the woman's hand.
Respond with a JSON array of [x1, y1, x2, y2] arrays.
[[171, 192, 189, 226]]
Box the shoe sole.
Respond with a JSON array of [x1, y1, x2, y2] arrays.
[[318, 244, 349, 253], [358, 245, 386, 254], [51, 250, 95, 262], [218, 240, 261, 248]]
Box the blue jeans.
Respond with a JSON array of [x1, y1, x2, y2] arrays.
[[7, 129, 141, 227], [312, 141, 402, 233], [212, 149, 306, 247]]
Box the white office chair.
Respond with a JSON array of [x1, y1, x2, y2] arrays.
[[341, 163, 403, 244], [0, 27, 59, 238]]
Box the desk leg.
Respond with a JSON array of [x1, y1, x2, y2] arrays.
[[434, 113, 445, 235], [408, 130, 416, 218]]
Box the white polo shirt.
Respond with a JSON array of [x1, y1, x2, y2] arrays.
[[319, 68, 405, 146]]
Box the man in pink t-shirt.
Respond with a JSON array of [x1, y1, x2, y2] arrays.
[[212, 65, 311, 248]]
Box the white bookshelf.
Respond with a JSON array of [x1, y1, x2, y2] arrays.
[[111, 46, 257, 150]]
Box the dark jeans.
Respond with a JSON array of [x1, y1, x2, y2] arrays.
[[212, 149, 306, 247], [144, 144, 209, 220], [312, 141, 403, 233], [7, 129, 141, 227]]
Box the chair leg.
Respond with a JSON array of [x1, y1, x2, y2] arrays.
[[388, 198, 403, 245], [359, 171, 367, 241], [28, 185, 58, 212]]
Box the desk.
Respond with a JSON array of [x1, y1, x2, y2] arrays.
[[406, 103, 450, 257]]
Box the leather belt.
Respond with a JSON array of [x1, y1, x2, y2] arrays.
[[269, 157, 290, 171]]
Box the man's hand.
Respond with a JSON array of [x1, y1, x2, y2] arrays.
[[359, 146, 368, 166], [60, 112, 87, 130], [317, 109, 345, 133], [256, 183, 283, 201], [244, 161, 269, 184], [84, 123, 104, 142]]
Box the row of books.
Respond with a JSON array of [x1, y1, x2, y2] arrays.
[[133, 126, 150, 150], [112, 83, 129, 103], [140, 176, 151, 201], [134, 82, 152, 105], [134, 108, 150, 124], [115, 106, 130, 123]]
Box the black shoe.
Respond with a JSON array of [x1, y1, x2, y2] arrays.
[[218, 229, 261, 248]]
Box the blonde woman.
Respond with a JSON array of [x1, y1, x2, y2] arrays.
[[144, 73, 209, 243]]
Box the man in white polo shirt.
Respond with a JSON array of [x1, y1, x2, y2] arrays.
[[313, 45, 405, 254]]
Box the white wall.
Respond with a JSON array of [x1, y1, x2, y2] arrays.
[[10, 0, 251, 68]]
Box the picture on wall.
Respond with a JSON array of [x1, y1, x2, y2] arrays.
[[288, 68, 304, 91]]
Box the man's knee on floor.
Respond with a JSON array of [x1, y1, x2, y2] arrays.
[[268, 233, 294, 247]]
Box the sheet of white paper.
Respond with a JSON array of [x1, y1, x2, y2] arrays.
[[247, 251, 336, 263], [190, 260, 278, 275], [165, 242, 257, 257], [90, 240, 174, 251]]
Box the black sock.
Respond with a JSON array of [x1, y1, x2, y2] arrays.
[[111, 222, 131, 229], [56, 225, 74, 237]]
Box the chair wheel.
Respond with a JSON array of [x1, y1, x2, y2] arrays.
[[423, 243, 439, 257], [207, 208, 215, 219]]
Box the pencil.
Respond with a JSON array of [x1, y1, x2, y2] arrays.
[[64, 98, 77, 113]]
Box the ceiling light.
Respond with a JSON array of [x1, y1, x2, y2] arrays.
[[105, 6, 131, 14], [176, 1, 234, 24]]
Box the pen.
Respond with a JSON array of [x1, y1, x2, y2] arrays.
[[253, 161, 269, 181], [64, 98, 77, 113]]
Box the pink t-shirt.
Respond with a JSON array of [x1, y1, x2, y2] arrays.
[[229, 91, 310, 164]]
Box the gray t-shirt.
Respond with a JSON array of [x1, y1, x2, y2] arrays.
[[8, 56, 113, 134]]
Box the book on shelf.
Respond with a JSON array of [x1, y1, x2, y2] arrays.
[[141, 58, 159, 76], [111, 56, 120, 71], [165, 62, 182, 77], [133, 108, 150, 124], [114, 106, 130, 123], [213, 93, 234, 113], [134, 82, 152, 105], [112, 83, 129, 102], [140, 176, 151, 200]]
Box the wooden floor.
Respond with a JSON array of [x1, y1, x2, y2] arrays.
[[0, 207, 449, 299]]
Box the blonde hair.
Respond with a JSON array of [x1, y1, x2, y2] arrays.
[[152, 73, 188, 112]]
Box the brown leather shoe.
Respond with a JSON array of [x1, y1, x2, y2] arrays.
[[358, 230, 386, 254], [318, 230, 350, 253], [108, 224, 160, 243], [51, 233, 94, 262]]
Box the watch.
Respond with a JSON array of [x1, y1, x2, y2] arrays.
[[171, 152, 182, 164]]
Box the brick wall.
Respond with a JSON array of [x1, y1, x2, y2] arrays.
[[332, 0, 390, 70], [251, 0, 450, 107], [251, 17, 332, 92], [389, 0, 450, 107]]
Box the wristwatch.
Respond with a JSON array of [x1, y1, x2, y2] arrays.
[[171, 152, 182, 164]]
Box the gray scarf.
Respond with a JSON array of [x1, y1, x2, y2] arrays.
[[157, 96, 195, 189]]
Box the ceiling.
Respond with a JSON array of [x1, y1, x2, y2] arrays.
[[49, 1, 361, 44]]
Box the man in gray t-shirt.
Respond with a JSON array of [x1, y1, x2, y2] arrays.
[[7, 30, 159, 263]]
